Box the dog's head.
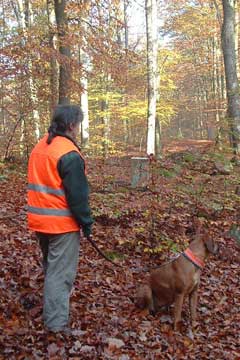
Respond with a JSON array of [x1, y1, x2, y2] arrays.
[[204, 238, 218, 255], [191, 217, 218, 255]]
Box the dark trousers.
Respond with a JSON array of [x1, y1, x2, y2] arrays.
[[36, 231, 80, 331]]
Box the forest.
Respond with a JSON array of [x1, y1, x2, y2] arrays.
[[0, 0, 239, 359]]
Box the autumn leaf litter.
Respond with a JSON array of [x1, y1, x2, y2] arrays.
[[0, 144, 239, 359]]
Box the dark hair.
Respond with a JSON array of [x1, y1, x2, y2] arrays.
[[47, 105, 83, 144]]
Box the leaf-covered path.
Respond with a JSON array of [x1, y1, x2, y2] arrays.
[[0, 142, 239, 359]]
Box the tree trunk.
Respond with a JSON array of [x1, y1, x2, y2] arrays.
[[155, 116, 162, 158], [99, 73, 111, 157], [235, 1, 239, 78], [155, 60, 161, 155], [101, 97, 109, 158], [221, 0, 240, 154], [79, 46, 90, 146], [124, 0, 129, 49], [54, 0, 71, 105], [212, 36, 220, 127], [145, 0, 158, 155], [17, 0, 40, 142], [47, 0, 58, 113], [123, 0, 130, 145], [0, 4, 6, 139]]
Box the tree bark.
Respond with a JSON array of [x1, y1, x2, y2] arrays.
[[79, 46, 90, 146], [145, 0, 158, 155], [123, 0, 130, 145], [54, 0, 71, 104], [47, 0, 58, 113], [155, 116, 162, 158], [17, 0, 40, 142], [100, 74, 111, 158], [101, 97, 109, 157], [124, 0, 129, 50], [221, 0, 240, 154]]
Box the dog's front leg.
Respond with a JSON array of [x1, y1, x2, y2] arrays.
[[173, 294, 184, 330], [189, 287, 198, 328], [149, 297, 155, 315]]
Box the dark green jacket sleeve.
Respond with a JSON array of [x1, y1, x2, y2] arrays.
[[57, 151, 94, 237]]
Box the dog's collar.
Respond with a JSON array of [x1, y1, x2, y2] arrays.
[[182, 248, 204, 270]]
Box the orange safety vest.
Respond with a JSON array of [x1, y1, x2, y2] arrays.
[[27, 134, 85, 234]]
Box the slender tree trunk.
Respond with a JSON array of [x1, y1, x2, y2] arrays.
[[145, 0, 158, 155], [100, 74, 111, 158], [79, 46, 90, 146], [221, 0, 240, 154], [155, 57, 161, 154], [235, 1, 239, 78], [47, 0, 58, 113], [212, 35, 222, 140], [101, 100, 108, 157], [155, 116, 162, 157], [0, 80, 5, 135], [123, 0, 130, 145], [54, 0, 71, 104], [0, 2, 5, 138], [124, 0, 129, 50], [16, 0, 40, 144]]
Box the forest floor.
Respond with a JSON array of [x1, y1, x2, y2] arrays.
[[0, 140, 239, 360]]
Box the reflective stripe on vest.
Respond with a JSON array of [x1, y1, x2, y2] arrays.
[[28, 206, 72, 216], [28, 183, 65, 196]]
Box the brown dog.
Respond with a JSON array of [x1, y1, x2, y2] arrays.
[[136, 234, 218, 330]]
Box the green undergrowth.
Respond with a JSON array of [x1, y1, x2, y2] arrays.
[[0, 161, 27, 178], [104, 250, 126, 261]]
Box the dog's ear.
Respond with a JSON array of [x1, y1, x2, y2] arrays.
[[205, 238, 218, 254], [192, 217, 203, 235], [190, 217, 206, 243]]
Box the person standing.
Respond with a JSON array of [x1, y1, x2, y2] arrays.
[[27, 104, 93, 333]]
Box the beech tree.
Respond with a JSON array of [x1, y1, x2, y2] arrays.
[[79, 11, 91, 147], [221, 0, 240, 154], [145, 0, 158, 155], [54, 0, 71, 105], [47, 0, 58, 112], [16, 0, 40, 143], [2, 0, 219, 159], [80, 46, 90, 146]]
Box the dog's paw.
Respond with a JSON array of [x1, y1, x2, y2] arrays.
[[149, 309, 156, 316], [173, 321, 183, 332]]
